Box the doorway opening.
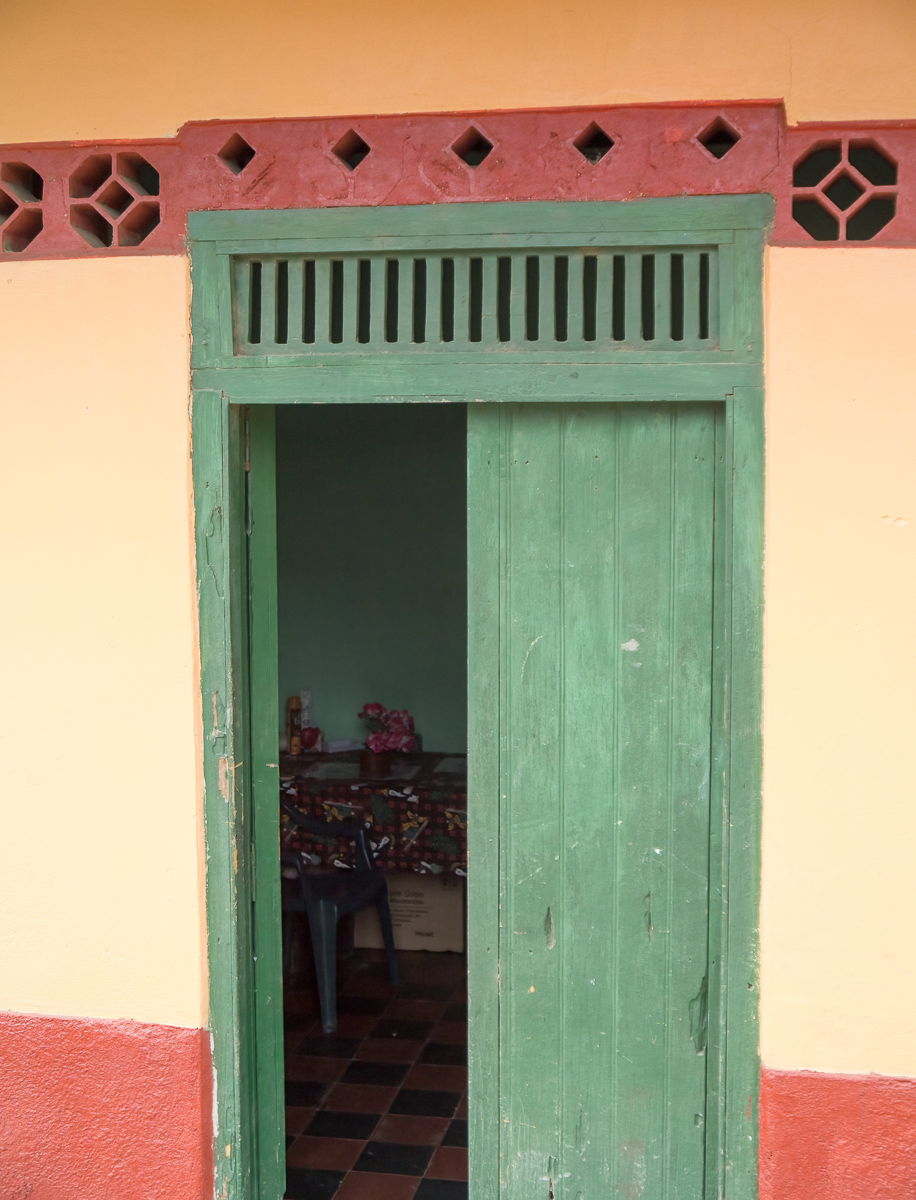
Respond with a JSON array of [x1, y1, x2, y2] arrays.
[[275, 404, 470, 1200]]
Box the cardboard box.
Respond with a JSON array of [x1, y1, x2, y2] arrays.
[[354, 871, 465, 953]]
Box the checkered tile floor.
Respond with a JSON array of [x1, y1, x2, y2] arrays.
[[285, 949, 468, 1200]]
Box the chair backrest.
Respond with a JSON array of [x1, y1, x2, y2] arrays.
[[281, 798, 377, 876]]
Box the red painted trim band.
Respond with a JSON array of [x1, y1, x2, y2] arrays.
[[760, 1067, 916, 1200], [3, 1012, 916, 1197], [1, 103, 915, 258], [0, 1011, 212, 1200]]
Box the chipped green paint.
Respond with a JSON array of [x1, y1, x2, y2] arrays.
[[473, 402, 718, 1199]]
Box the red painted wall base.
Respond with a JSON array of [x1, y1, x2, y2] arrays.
[[760, 1067, 916, 1200], [3, 1014, 915, 1197], [0, 1011, 211, 1200]]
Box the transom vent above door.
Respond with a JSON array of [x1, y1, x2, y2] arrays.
[[231, 247, 719, 356]]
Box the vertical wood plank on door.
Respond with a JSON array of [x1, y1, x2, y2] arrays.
[[558, 404, 620, 1198], [720, 384, 764, 1193], [247, 407, 286, 1200], [497, 403, 716, 1200], [192, 393, 258, 1199], [467, 406, 503, 1200], [704, 403, 730, 1195], [665, 405, 717, 1195], [613, 404, 672, 1195], [501, 405, 564, 1199]]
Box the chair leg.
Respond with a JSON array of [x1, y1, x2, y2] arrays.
[[308, 902, 339, 1035], [377, 893, 400, 986]]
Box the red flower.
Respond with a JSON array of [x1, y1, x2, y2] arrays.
[[360, 702, 417, 753], [385, 709, 415, 733], [359, 702, 388, 722]]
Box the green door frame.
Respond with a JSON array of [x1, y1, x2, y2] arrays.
[[189, 196, 770, 1200]]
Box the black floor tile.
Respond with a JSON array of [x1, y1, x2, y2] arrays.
[[284, 1010, 317, 1031], [390, 1089, 460, 1118], [284, 1167, 346, 1200], [419, 1043, 467, 1066], [352, 1141, 435, 1176], [443, 1003, 467, 1021], [349, 961, 393, 980], [414, 1180, 468, 1200], [337, 995, 391, 1016], [284, 1034, 305, 1057], [305, 1109, 380, 1140], [285, 1080, 329, 1108], [341, 1060, 410, 1086], [442, 1119, 468, 1147], [396, 985, 454, 1001], [372, 1019, 435, 1041], [295, 1035, 362, 1059]]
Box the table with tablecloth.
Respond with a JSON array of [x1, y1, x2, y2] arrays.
[[279, 752, 467, 876]]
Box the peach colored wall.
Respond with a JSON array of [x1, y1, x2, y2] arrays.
[[0, 257, 205, 1028], [762, 248, 916, 1077], [3, 0, 916, 144], [1, 248, 914, 1070]]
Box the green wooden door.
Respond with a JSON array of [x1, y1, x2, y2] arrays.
[[469, 401, 721, 1200], [191, 196, 768, 1200]]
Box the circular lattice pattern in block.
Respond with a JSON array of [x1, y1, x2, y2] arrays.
[[68, 152, 161, 248], [0, 162, 44, 252], [791, 139, 897, 241]]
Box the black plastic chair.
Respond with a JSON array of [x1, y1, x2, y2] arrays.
[[280, 798, 400, 1034]]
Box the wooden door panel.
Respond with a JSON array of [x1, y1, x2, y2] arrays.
[[493, 403, 718, 1200]]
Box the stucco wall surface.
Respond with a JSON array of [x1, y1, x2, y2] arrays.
[[3, 0, 916, 143], [2, 247, 915, 1076], [762, 248, 916, 1077], [0, 256, 205, 1028], [0, 1012, 211, 1200]]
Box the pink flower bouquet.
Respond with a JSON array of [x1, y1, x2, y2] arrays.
[[358, 703, 417, 754]]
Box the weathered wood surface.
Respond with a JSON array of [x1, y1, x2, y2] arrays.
[[190, 196, 767, 1200], [486, 403, 717, 1199]]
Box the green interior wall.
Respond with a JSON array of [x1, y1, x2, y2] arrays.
[[275, 404, 468, 752]]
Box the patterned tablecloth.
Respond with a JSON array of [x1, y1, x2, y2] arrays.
[[279, 753, 467, 876]]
